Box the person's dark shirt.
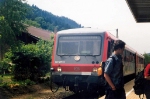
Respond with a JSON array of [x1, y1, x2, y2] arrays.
[[104, 54, 124, 89]]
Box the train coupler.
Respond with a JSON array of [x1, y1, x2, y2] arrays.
[[74, 76, 79, 86], [74, 76, 80, 93], [65, 86, 69, 91]]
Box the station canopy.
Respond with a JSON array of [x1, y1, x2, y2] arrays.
[[126, 0, 150, 22]]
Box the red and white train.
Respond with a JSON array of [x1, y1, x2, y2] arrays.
[[50, 28, 144, 93]]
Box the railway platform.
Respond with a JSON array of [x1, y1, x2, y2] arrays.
[[99, 79, 146, 99]]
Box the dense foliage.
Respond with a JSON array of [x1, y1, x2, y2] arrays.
[[143, 53, 150, 66], [25, 5, 81, 31], [0, 0, 29, 51], [3, 39, 53, 81]]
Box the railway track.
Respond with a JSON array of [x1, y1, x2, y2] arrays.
[[62, 92, 103, 99], [50, 75, 134, 99], [49, 87, 104, 99]]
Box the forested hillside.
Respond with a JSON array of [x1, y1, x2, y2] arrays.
[[25, 5, 81, 31]]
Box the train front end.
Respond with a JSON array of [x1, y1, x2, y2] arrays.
[[51, 28, 106, 93]]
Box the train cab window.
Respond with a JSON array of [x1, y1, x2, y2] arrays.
[[57, 36, 102, 56], [79, 41, 94, 55]]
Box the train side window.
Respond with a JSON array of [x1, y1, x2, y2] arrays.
[[130, 52, 133, 62], [137, 57, 139, 63], [107, 41, 111, 58], [130, 53, 132, 62], [123, 50, 126, 61], [138, 57, 140, 64], [133, 54, 135, 62], [107, 40, 114, 58], [139, 58, 143, 64], [139, 58, 141, 64], [126, 51, 130, 62], [126, 51, 128, 62]]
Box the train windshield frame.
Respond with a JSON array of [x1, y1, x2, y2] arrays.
[[57, 35, 102, 56]]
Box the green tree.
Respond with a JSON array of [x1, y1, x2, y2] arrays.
[[26, 5, 81, 31], [143, 53, 150, 65], [0, 0, 29, 51], [24, 19, 41, 28], [35, 17, 44, 23]]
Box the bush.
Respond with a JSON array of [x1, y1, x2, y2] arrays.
[[0, 77, 3, 84], [3, 38, 53, 81], [24, 79, 35, 85], [0, 82, 8, 88], [0, 50, 13, 75]]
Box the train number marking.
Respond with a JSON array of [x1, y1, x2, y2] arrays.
[[55, 61, 65, 63], [74, 67, 80, 71]]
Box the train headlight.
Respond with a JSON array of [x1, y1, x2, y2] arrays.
[[50, 68, 54, 72], [93, 67, 98, 72], [57, 67, 62, 72], [97, 67, 102, 76], [100, 62, 102, 67]]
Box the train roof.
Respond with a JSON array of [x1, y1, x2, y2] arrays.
[[125, 45, 136, 54], [106, 32, 136, 54], [136, 52, 144, 58], [57, 28, 106, 34]]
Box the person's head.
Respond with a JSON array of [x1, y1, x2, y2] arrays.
[[113, 40, 126, 55]]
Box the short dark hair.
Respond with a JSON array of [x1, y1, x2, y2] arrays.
[[113, 40, 126, 51]]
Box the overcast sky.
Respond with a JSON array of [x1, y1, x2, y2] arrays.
[[26, 0, 150, 54]]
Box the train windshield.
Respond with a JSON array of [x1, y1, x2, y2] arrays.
[[57, 35, 101, 56]]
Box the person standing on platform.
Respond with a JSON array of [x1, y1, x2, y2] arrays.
[[144, 63, 150, 99], [104, 40, 126, 99]]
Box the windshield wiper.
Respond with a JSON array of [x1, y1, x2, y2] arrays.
[[92, 54, 97, 57], [81, 53, 97, 57], [58, 54, 66, 56]]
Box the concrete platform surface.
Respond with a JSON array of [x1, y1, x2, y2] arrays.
[[99, 80, 146, 99]]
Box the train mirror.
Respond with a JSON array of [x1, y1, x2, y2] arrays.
[[111, 40, 114, 44]]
